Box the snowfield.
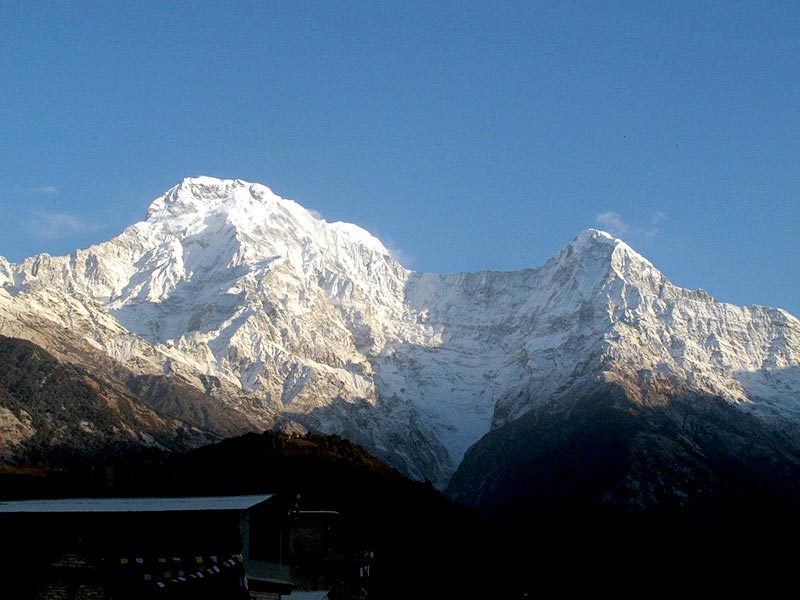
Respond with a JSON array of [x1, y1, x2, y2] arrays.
[[1, 177, 798, 486]]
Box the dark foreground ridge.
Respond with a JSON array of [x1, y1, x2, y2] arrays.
[[0, 431, 501, 599], [3, 427, 799, 597]]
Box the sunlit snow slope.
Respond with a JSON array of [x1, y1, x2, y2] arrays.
[[1, 177, 798, 486]]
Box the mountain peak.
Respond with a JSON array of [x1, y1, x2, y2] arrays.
[[568, 228, 642, 258], [563, 228, 656, 274], [572, 227, 618, 245], [145, 176, 276, 220], [3, 177, 799, 491], [141, 176, 391, 257], [547, 228, 652, 277]]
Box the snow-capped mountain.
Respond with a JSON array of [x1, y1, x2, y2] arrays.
[[1, 177, 799, 490]]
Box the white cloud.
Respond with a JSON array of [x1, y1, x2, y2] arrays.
[[595, 210, 668, 240], [595, 212, 629, 236], [35, 185, 59, 194], [644, 211, 667, 237], [385, 242, 415, 268], [651, 211, 667, 226], [24, 211, 100, 240]]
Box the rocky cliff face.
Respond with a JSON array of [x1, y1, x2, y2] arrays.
[[1, 177, 799, 492]]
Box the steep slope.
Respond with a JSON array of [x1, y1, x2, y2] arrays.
[[0, 283, 283, 439], [0, 178, 453, 481], [447, 231, 800, 515], [0, 335, 215, 462], [446, 382, 800, 521], [481, 229, 800, 427], [1, 178, 799, 492]]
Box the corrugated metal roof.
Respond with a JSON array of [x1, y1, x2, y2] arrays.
[[0, 494, 273, 513]]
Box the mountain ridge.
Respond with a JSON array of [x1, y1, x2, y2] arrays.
[[1, 177, 798, 494]]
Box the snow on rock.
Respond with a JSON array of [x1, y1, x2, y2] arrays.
[[1, 180, 799, 486]]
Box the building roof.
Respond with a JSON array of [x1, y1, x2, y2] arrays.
[[0, 494, 273, 513], [290, 592, 330, 600], [243, 559, 292, 583]]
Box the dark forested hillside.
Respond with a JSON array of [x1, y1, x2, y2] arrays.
[[448, 384, 800, 523], [445, 383, 800, 591], [0, 335, 212, 463], [0, 430, 509, 598]]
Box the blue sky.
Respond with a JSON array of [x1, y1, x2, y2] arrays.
[[2, 2, 798, 315]]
